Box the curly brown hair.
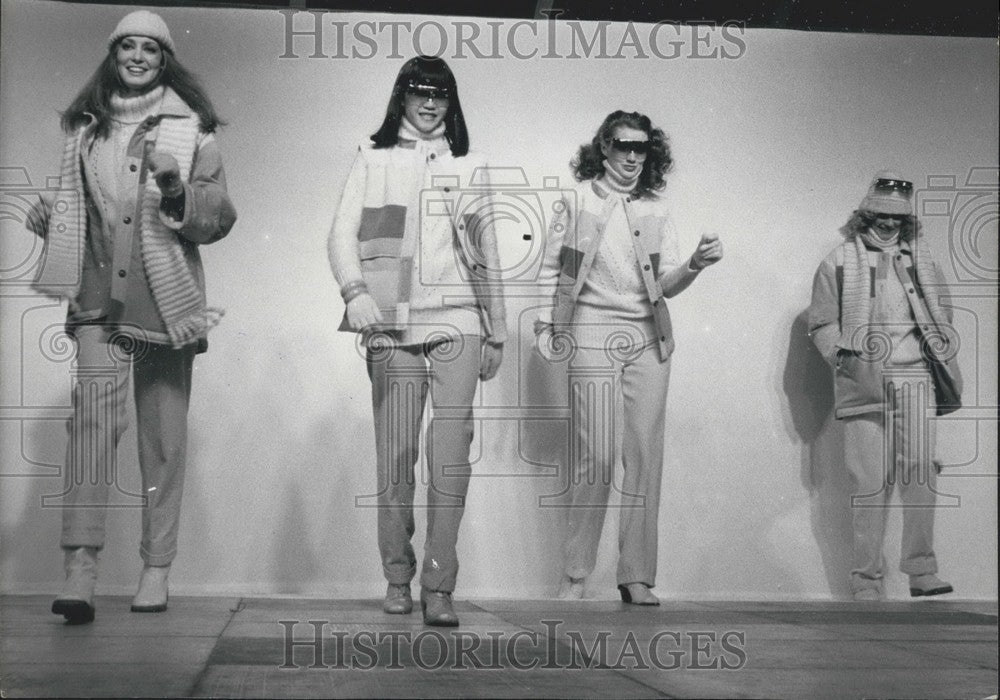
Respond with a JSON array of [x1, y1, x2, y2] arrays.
[[841, 210, 921, 243], [571, 110, 673, 198]]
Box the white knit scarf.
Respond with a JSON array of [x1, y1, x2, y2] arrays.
[[840, 232, 950, 356], [34, 92, 221, 347]]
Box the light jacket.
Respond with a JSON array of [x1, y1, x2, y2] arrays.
[[808, 237, 962, 418], [328, 139, 506, 344], [29, 88, 236, 351], [536, 180, 700, 362]]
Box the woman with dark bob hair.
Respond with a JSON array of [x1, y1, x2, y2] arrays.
[[28, 10, 236, 624], [327, 56, 506, 626], [535, 110, 723, 605]]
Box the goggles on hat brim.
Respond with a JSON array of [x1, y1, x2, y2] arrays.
[[609, 139, 650, 155], [405, 81, 450, 101], [873, 178, 913, 193]]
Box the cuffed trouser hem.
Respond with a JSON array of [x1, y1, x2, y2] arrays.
[[419, 572, 455, 593], [383, 566, 417, 586], [369, 336, 480, 598], [850, 573, 883, 593], [61, 533, 106, 551], [900, 555, 938, 576], [59, 326, 194, 573]]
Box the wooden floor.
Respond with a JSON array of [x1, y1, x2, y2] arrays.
[[1, 595, 997, 698]]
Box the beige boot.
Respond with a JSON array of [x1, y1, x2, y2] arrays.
[[51, 547, 98, 624], [557, 576, 585, 600], [421, 589, 459, 627], [131, 565, 170, 612], [383, 583, 413, 614]]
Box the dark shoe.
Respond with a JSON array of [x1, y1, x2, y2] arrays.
[[618, 583, 660, 606], [383, 584, 413, 614], [130, 565, 169, 613], [909, 574, 954, 597], [421, 589, 459, 627], [51, 599, 95, 625], [52, 547, 98, 624]]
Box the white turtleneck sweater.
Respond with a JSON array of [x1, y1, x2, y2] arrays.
[[87, 87, 165, 246], [571, 168, 657, 350]]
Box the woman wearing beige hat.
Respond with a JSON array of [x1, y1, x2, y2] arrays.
[[808, 171, 960, 601], [28, 10, 236, 623]]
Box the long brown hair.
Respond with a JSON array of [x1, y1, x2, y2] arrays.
[[61, 42, 223, 138]]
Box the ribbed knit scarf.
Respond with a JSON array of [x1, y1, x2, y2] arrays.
[[839, 231, 950, 356], [600, 159, 640, 194], [34, 92, 220, 348]]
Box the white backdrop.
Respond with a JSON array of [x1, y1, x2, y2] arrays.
[[1, 0, 997, 600]]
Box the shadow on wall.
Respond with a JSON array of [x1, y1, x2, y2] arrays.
[[781, 309, 852, 599], [517, 332, 572, 596]]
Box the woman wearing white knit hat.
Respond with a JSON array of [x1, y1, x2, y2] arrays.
[[27, 9, 237, 624]]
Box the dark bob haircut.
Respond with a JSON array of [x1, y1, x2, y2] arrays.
[[571, 110, 673, 199], [370, 55, 469, 157], [61, 39, 223, 139]]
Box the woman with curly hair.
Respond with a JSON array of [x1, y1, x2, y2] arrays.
[[28, 10, 236, 624], [535, 110, 722, 605]]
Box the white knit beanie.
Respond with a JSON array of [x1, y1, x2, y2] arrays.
[[108, 10, 175, 54], [859, 169, 914, 216]]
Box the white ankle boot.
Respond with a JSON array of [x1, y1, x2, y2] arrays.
[[51, 546, 98, 624], [557, 576, 585, 599], [131, 565, 170, 612]]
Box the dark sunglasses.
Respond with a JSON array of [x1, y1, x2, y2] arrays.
[[405, 82, 450, 102], [873, 178, 913, 193], [609, 138, 650, 155]]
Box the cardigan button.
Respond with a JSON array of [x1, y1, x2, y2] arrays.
[[443, 187, 450, 192], [118, 269, 126, 278], [123, 216, 132, 224], [634, 230, 640, 236], [130, 164, 138, 172], [643, 264, 651, 271], [429, 153, 436, 160]]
